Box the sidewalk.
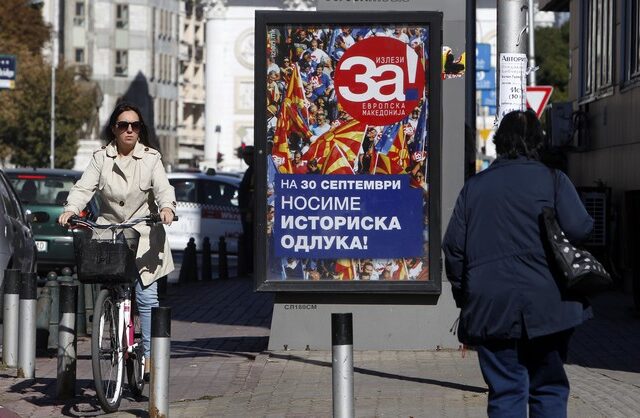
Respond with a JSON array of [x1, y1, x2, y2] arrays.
[[0, 277, 639, 417]]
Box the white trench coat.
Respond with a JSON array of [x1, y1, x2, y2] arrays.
[[64, 141, 176, 286]]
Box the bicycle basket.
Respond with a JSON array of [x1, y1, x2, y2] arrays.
[[73, 229, 139, 284]]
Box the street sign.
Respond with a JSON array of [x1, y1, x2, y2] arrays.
[[526, 86, 554, 119], [476, 43, 491, 71], [476, 68, 496, 90], [481, 89, 496, 107], [0, 55, 17, 90]]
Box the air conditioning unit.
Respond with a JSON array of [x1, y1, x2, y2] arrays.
[[577, 187, 610, 248]]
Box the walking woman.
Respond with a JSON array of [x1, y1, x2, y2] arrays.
[[443, 110, 593, 417], [58, 102, 176, 379]]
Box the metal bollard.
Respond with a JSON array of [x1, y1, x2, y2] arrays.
[[57, 282, 77, 399], [18, 272, 38, 379], [74, 274, 86, 336], [218, 236, 229, 280], [332, 313, 354, 418], [46, 272, 60, 349], [201, 237, 212, 281], [35, 285, 52, 352], [150, 306, 171, 418], [84, 281, 94, 335], [2, 269, 21, 367]]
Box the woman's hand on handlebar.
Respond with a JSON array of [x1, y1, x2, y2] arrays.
[[58, 211, 76, 227], [160, 208, 175, 226]]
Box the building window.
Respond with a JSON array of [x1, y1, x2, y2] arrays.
[[115, 50, 128, 77], [74, 1, 85, 26], [626, 0, 640, 81], [580, 0, 614, 98], [75, 48, 85, 63], [115, 4, 129, 29]]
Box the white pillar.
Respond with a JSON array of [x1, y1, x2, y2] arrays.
[[204, 0, 227, 171]]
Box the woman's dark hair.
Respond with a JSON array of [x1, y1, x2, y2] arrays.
[[106, 102, 152, 148], [493, 109, 545, 160]]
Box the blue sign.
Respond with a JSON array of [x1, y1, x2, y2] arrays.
[[0, 55, 17, 90], [481, 89, 496, 107], [476, 68, 496, 90], [476, 43, 491, 71], [487, 105, 497, 116], [274, 174, 423, 259]]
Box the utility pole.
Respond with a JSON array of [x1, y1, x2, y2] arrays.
[[527, 0, 536, 85], [50, 0, 59, 169], [496, 0, 528, 121]]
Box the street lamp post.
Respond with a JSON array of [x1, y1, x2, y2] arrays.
[[50, 0, 59, 169]]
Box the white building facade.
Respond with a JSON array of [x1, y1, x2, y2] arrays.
[[42, 0, 180, 169]]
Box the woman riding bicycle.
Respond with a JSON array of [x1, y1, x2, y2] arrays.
[[58, 102, 176, 380]]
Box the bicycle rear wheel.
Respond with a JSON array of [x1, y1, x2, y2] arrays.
[[92, 288, 125, 413], [126, 297, 145, 396]]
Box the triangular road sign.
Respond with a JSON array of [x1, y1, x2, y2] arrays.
[[526, 86, 554, 119]]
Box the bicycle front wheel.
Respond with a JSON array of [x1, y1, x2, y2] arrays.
[[92, 288, 125, 413]]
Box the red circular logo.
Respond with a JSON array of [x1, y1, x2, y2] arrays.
[[334, 37, 425, 126]]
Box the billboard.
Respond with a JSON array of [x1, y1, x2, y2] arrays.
[[255, 11, 442, 293]]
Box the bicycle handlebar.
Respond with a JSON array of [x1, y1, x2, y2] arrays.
[[68, 214, 178, 229]]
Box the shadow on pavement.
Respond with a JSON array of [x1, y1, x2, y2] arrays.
[[171, 336, 269, 359], [567, 290, 640, 373], [269, 353, 488, 394], [165, 280, 274, 328], [2, 374, 145, 417]]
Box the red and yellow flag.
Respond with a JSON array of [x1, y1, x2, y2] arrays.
[[322, 145, 354, 175], [272, 106, 293, 174], [303, 119, 367, 166], [335, 259, 355, 280]]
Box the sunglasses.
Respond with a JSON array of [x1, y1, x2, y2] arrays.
[[115, 121, 142, 132]]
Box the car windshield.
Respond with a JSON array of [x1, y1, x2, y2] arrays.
[[9, 175, 76, 205]]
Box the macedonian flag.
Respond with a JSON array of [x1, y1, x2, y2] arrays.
[[322, 145, 354, 175], [303, 119, 367, 167]]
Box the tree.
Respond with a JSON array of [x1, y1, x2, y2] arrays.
[[0, 0, 50, 54], [0, 54, 95, 168], [535, 22, 570, 103], [0, 0, 96, 168]]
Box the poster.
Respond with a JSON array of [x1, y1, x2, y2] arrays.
[[255, 12, 442, 292], [498, 53, 527, 122]]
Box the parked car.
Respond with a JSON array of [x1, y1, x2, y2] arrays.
[[6, 169, 99, 274], [0, 170, 37, 273], [0, 169, 37, 320], [166, 172, 242, 253]]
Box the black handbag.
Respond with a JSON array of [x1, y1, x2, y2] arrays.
[[73, 230, 139, 284], [541, 170, 613, 295]]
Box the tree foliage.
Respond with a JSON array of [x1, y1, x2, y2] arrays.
[[0, 0, 96, 168], [0, 0, 50, 54], [535, 22, 570, 103]]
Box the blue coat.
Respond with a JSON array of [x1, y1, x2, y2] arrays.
[[442, 157, 594, 344]]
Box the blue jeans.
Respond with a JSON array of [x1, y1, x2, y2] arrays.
[[135, 279, 158, 359], [477, 330, 572, 418]]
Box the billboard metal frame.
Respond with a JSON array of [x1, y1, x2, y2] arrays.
[[254, 11, 443, 293]]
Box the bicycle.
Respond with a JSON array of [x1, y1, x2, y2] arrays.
[[69, 213, 176, 413]]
